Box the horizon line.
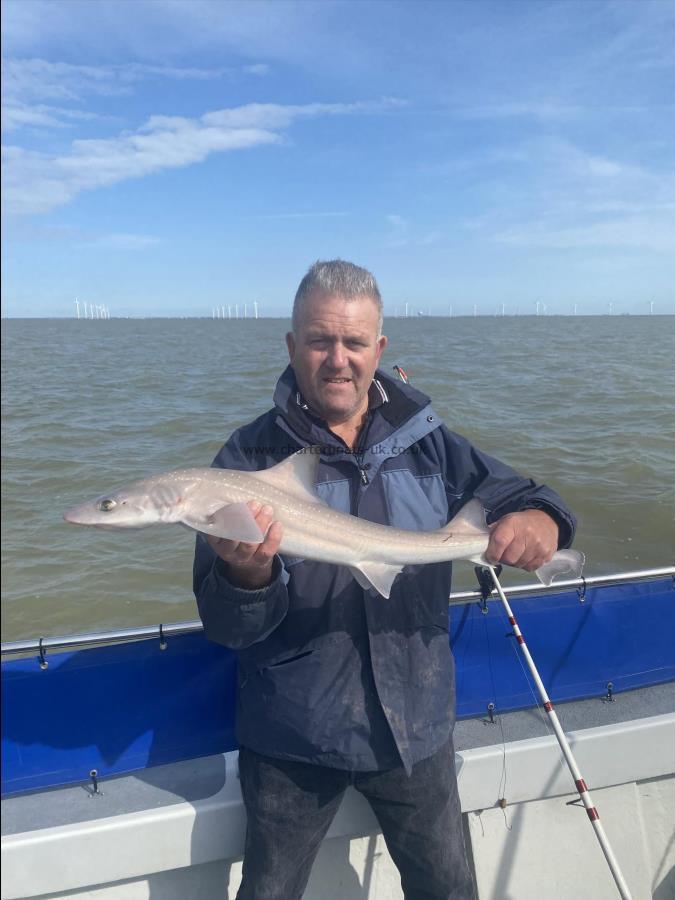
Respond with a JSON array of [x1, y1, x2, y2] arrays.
[[2, 313, 673, 321]]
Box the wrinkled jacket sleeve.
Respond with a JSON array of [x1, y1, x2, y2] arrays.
[[440, 427, 577, 548], [193, 432, 290, 650]]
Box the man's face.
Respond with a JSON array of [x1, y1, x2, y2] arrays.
[[286, 292, 387, 427]]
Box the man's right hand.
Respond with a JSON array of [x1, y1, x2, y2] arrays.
[[206, 501, 283, 590]]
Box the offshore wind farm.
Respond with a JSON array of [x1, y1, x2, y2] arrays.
[[54, 300, 668, 320]]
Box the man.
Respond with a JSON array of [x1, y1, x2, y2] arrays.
[[194, 260, 575, 899]]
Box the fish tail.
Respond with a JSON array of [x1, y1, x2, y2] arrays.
[[535, 550, 585, 586]]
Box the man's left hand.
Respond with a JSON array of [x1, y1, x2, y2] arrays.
[[486, 509, 559, 572]]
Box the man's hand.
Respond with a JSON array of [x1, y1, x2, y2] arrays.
[[206, 501, 283, 590], [486, 509, 559, 572]]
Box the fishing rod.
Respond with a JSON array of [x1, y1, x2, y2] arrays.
[[480, 564, 633, 900]]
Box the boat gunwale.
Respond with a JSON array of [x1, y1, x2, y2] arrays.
[[2, 566, 673, 658]]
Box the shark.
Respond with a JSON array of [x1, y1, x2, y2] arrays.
[[63, 447, 584, 598]]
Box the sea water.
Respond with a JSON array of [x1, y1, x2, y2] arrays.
[[2, 315, 673, 640]]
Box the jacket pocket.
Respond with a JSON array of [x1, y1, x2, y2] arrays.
[[253, 633, 354, 709], [264, 649, 314, 668]]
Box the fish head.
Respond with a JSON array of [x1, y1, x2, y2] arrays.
[[63, 482, 163, 529]]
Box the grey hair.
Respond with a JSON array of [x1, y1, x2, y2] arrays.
[[292, 259, 383, 335]]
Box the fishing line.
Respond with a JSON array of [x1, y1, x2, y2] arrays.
[[495, 712, 511, 831], [497, 600, 553, 737], [484, 565, 634, 900], [481, 609, 510, 822]]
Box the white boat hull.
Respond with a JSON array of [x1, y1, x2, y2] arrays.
[[2, 708, 673, 899]]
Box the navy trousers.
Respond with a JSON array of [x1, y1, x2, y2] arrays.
[[236, 739, 475, 900]]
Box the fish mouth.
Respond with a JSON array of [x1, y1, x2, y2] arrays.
[[63, 507, 106, 526], [63, 511, 129, 530], [63, 508, 86, 525]]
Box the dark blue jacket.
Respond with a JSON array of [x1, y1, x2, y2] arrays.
[[194, 367, 576, 774]]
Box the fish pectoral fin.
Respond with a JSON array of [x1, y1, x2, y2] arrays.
[[349, 566, 373, 592], [535, 550, 585, 586], [181, 502, 265, 543], [349, 562, 404, 599]]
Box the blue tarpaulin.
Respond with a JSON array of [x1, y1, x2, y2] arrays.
[[2, 576, 673, 796]]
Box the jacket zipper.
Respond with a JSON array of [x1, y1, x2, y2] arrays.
[[355, 411, 373, 487]]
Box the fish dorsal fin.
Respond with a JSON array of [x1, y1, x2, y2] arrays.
[[349, 562, 404, 599], [250, 447, 326, 505], [442, 498, 488, 536]]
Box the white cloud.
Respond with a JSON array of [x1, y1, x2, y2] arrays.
[[384, 214, 408, 246], [243, 211, 347, 220], [0, 1, 355, 70], [494, 216, 675, 254], [428, 133, 675, 257], [2, 220, 160, 249], [384, 214, 444, 248], [541, 140, 646, 182], [458, 102, 584, 123], [1, 98, 403, 215], [200, 99, 405, 131], [2, 58, 117, 105], [475, 138, 675, 255], [1, 101, 102, 133], [243, 64, 270, 77], [2, 145, 75, 214], [1, 57, 274, 133], [89, 233, 161, 250]]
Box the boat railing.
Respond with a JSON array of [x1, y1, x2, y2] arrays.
[[2, 566, 673, 659]]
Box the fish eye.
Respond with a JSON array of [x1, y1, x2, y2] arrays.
[[99, 498, 117, 512]]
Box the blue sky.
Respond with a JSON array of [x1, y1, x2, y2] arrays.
[[2, 0, 674, 318]]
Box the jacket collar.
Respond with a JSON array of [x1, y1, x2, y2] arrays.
[[272, 364, 431, 447]]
